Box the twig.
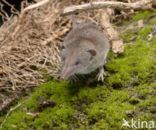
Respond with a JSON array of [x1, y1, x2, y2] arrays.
[[99, 8, 124, 54], [0, 2, 9, 21], [2, 0, 19, 15], [62, 0, 156, 15], [0, 103, 21, 129], [22, 0, 49, 13]]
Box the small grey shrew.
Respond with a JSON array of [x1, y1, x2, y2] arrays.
[[60, 17, 110, 82]]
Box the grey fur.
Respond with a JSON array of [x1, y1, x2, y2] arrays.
[[60, 20, 110, 81]]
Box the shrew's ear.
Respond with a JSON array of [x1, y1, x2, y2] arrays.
[[87, 49, 97, 56]]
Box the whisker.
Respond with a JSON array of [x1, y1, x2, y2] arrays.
[[69, 74, 79, 83], [73, 74, 78, 81], [69, 75, 75, 83]]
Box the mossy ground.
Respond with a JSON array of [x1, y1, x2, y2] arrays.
[[0, 11, 156, 130]]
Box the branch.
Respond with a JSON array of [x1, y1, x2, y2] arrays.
[[22, 0, 49, 13], [62, 0, 156, 15], [99, 9, 124, 54]]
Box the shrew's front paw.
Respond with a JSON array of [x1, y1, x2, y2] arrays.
[[97, 67, 105, 82]]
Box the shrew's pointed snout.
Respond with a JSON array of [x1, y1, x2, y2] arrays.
[[60, 66, 74, 80]]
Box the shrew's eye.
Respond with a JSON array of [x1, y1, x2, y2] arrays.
[[75, 61, 80, 65]]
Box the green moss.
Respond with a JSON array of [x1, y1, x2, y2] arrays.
[[86, 90, 135, 129], [106, 39, 155, 88], [1, 11, 156, 130], [132, 10, 153, 21]]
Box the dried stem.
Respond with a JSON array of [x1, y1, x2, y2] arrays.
[[62, 0, 155, 15]]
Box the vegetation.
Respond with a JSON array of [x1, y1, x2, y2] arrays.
[[0, 11, 156, 130]]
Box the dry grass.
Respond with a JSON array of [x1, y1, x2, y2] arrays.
[[0, 0, 100, 94], [0, 0, 63, 92], [0, 0, 97, 111]]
